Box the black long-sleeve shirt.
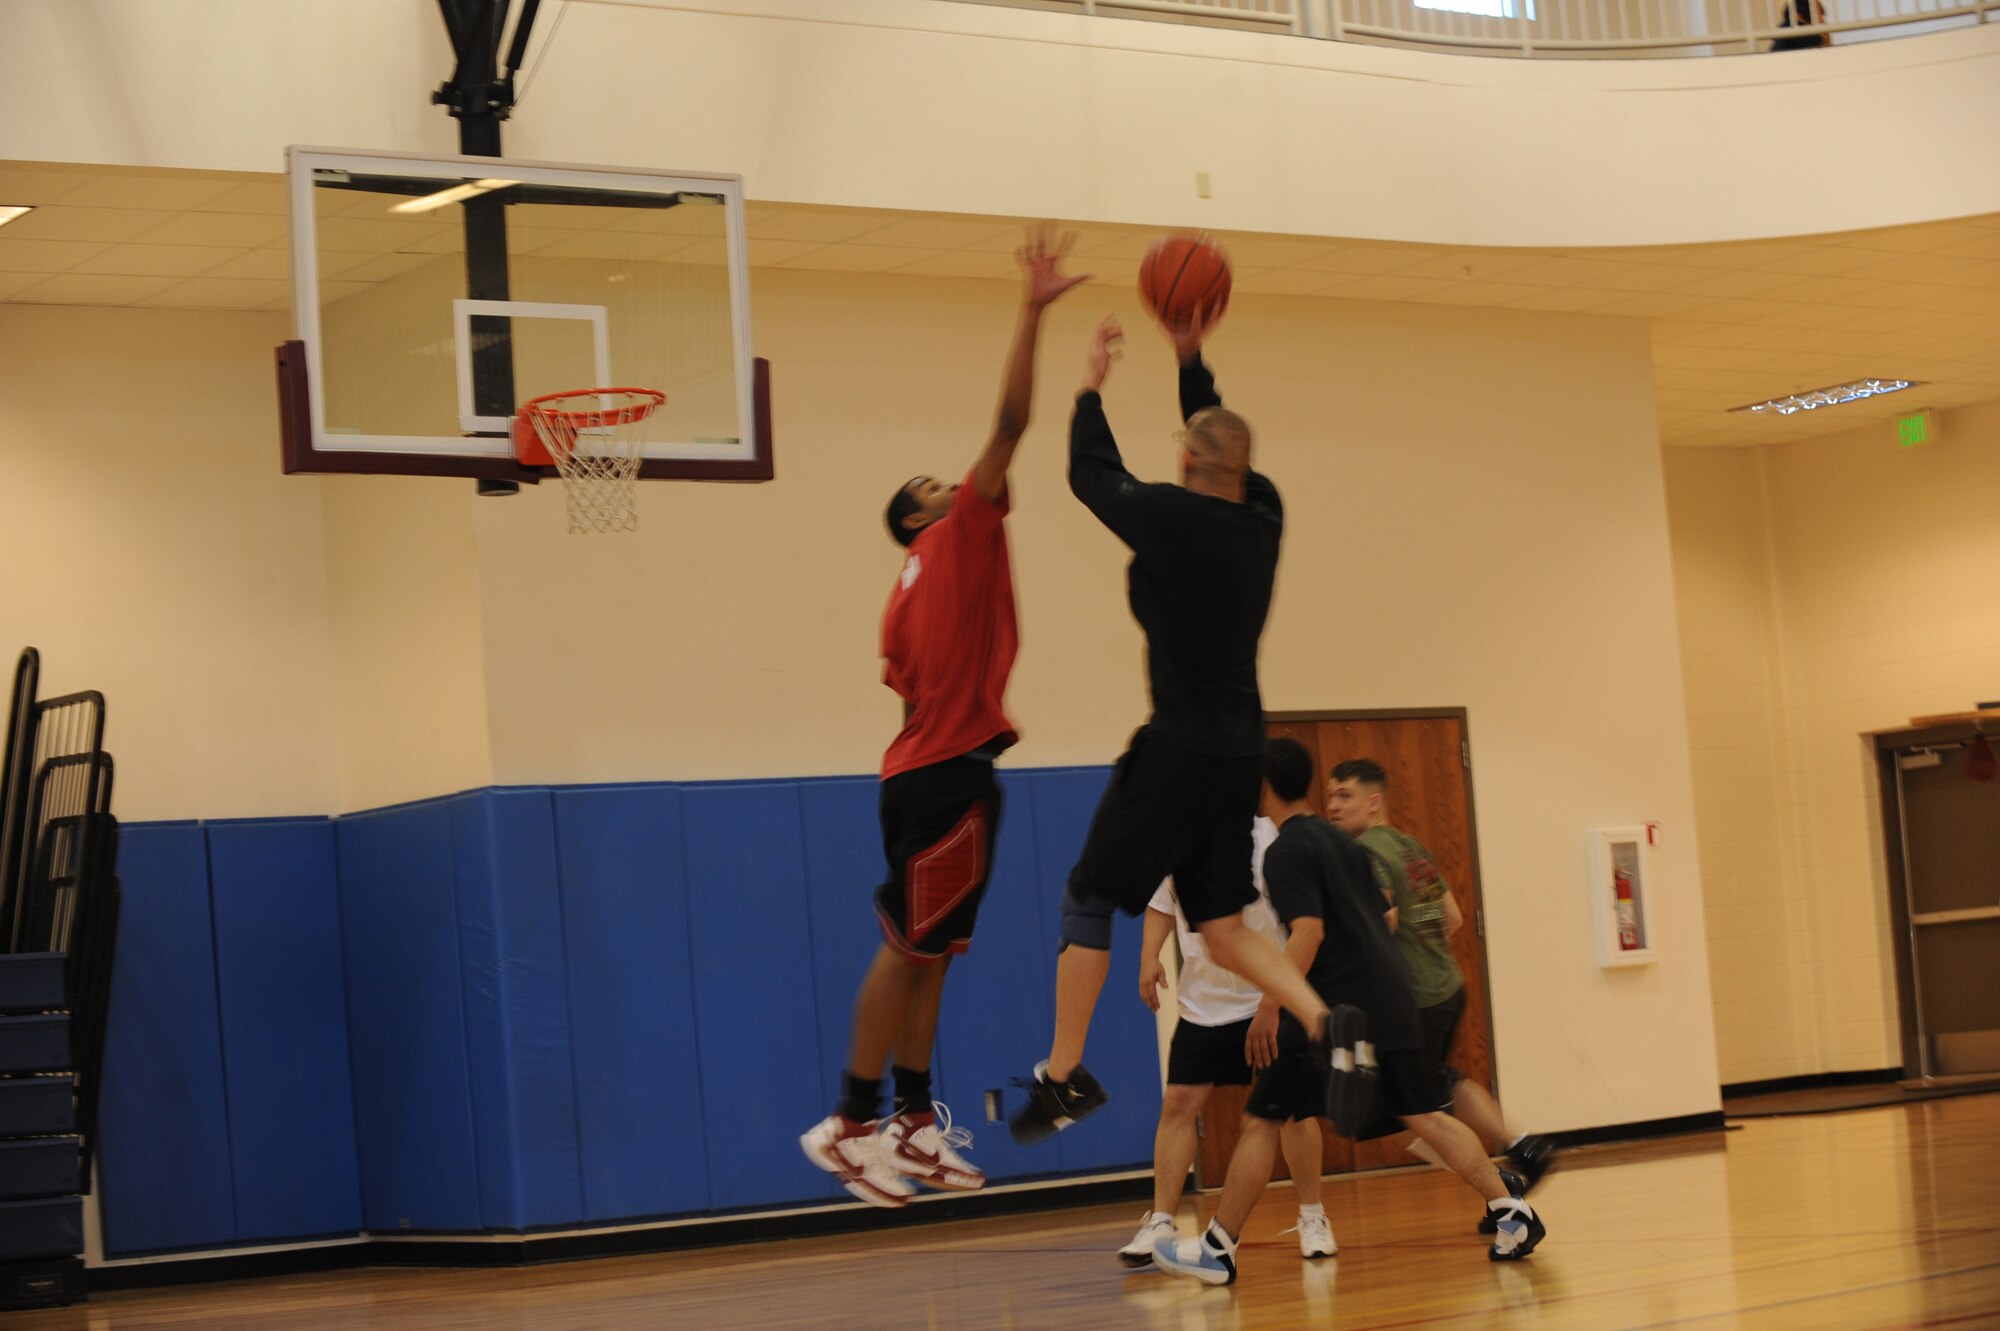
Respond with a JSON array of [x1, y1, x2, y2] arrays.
[[1068, 355, 1282, 757]]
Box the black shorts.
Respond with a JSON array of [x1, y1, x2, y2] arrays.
[[1166, 1016, 1257, 1087], [1419, 985, 1467, 1095], [1246, 1019, 1455, 1131], [1068, 728, 1260, 926], [873, 753, 1002, 965]]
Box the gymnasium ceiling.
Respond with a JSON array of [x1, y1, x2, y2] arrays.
[[4, 161, 1997, 448]]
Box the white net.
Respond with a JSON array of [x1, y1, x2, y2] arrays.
[[520, 388, 664, 534]]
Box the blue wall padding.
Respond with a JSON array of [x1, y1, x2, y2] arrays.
[[205, 817, 362, 1241], [796, 777, 894, 1119], [335, 800, 484, 1232], [678, 783, 838, 1208], [551, 785, 710, 1221], [930, 771, 1058, 1183], [451, 791, 585, 1230], [97, 822, 239, 1256], [1025, 769, 1165, 1176], [98, 764, 1151, 1253]]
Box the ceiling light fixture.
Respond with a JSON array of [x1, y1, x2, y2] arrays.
[[389, 179, 517, 215], [0, 205, 33, 229], [1732, 378, 1920, 416]]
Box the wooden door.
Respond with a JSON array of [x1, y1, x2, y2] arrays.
[[1196, 710, 1495, 1187]]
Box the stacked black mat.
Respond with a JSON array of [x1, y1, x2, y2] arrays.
[[0, 649, 122, 1309]]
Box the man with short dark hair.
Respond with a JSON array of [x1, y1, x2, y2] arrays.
[[801, 227, 1087, 1206], [1326, 758, 1556, 1208], [1010, 305, 1335, 1146], [1153, 739, 1545, 1284]]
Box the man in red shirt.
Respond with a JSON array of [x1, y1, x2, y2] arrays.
[[801, 226, 1087, 1207]]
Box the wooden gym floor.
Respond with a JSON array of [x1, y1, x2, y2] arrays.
[[29, 1093, 2000, 1330]]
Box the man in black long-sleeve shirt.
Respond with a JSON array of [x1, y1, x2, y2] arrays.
[[1011, 311, 1333, 1144]]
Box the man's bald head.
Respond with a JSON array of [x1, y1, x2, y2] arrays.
[[1183, 407, 1253, 483]]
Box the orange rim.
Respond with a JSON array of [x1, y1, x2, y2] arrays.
[[519, 387, 666, 430]]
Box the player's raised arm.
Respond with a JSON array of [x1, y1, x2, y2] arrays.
[[1162, 302, 1227, 422], [971, 225, 1089, 503], [1070, 316, 1159, 546]]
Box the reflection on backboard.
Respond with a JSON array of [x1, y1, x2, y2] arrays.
[[276, 147, 771, 483]]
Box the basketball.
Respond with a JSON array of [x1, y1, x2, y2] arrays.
[[1139, 234, 1232, 328]]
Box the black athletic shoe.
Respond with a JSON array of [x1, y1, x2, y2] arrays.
[[1008, 1061, 1108, 1144], [1479, 1169, 1529, 1234], [1506, 1134, 1558, 1191], [1486, 1198, 1546, 1261], [1322, 1005, 1381, 1138]]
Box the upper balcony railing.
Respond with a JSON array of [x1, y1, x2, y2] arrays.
[[951, 0, 1994, 56]]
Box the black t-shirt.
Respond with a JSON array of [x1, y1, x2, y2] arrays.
[[1262, 812, 1423, 1051], [1067, 355, 1281, 758]]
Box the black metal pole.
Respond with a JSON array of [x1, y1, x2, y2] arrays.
[[433, 0, 534, 495]]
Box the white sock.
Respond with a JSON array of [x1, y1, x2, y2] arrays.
[[1150, 1211, 1175, 1224], [1298, 1202, 1325, 1219], [1205, 1220, 1238, 1254], [1488, 1196, 1533, 1216]]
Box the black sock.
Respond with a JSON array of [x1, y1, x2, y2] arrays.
[[891, 1065, 933, 1119], [838, 1072, 881, 1125]]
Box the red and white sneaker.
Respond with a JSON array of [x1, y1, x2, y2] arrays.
[[880, 1102, 985, 1192], [800, 1115, 914, 1208]]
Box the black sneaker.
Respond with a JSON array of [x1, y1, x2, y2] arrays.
[[1321, 1005, 1380, 1138], [1486, 1198, 1546, 1261], [1506, 1134, 1558, 1191], [1008, 1061, 1108, 1144], [1479, 1169, 1529, 1234]]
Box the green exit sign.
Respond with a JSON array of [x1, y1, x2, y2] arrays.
[[1896, 409, 1936, 448]]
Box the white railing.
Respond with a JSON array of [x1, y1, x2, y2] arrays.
[[954, 0, 1995, 54]]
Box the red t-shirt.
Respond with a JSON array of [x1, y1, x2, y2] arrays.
[[880, 469, 1019, 780]]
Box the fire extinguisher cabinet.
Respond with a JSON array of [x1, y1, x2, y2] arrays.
[[1586, 827, 1656, 968]]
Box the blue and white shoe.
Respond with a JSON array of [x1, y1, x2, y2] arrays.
[[1479, 1169, 1529, 1234], [1153, 1220, 1239, 1286], [1487, 1198, 1546, 1261]]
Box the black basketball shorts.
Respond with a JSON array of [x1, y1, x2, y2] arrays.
[[873, 753, 1002, 965], [1247, 1018, 1454, 1132], [1067, 727, 1261, 926], [1419, 984, 1468, 1095], [1166, 1015, 1258, 1087]]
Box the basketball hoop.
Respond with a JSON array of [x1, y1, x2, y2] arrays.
[[514, 388, 666, 533]]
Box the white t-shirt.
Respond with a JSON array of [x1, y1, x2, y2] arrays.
[[1148, 816, 1286, 1028]]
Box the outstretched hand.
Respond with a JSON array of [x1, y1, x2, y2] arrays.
[[1083, 315, 1124, 393], [1160, 298, 1226, 365], [1019, 223, 1090, 308]]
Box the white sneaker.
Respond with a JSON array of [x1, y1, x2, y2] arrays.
[[1118, 1210, 1180, 1268], [800, 1115, 914, 1209], [1284, 1210, 1337, 1259], [881, 1102, 985, 1192]]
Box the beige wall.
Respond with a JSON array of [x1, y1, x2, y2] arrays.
[[0, 307, 492, 820], [4, 0, 1999, 248], [0, 304, 339, 820], [1664, 399, 2000, 1085], [319, 475, 495, 814], [1664, 447, 1813, 1083]]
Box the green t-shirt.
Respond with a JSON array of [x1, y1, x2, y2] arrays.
[[1359, 824, 1465, 1009]]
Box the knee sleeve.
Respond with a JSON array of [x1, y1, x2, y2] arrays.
[[1058, 881, 1114, 952]]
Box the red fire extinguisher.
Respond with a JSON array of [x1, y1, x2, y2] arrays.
[[1613, 868, 1640, 951]]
